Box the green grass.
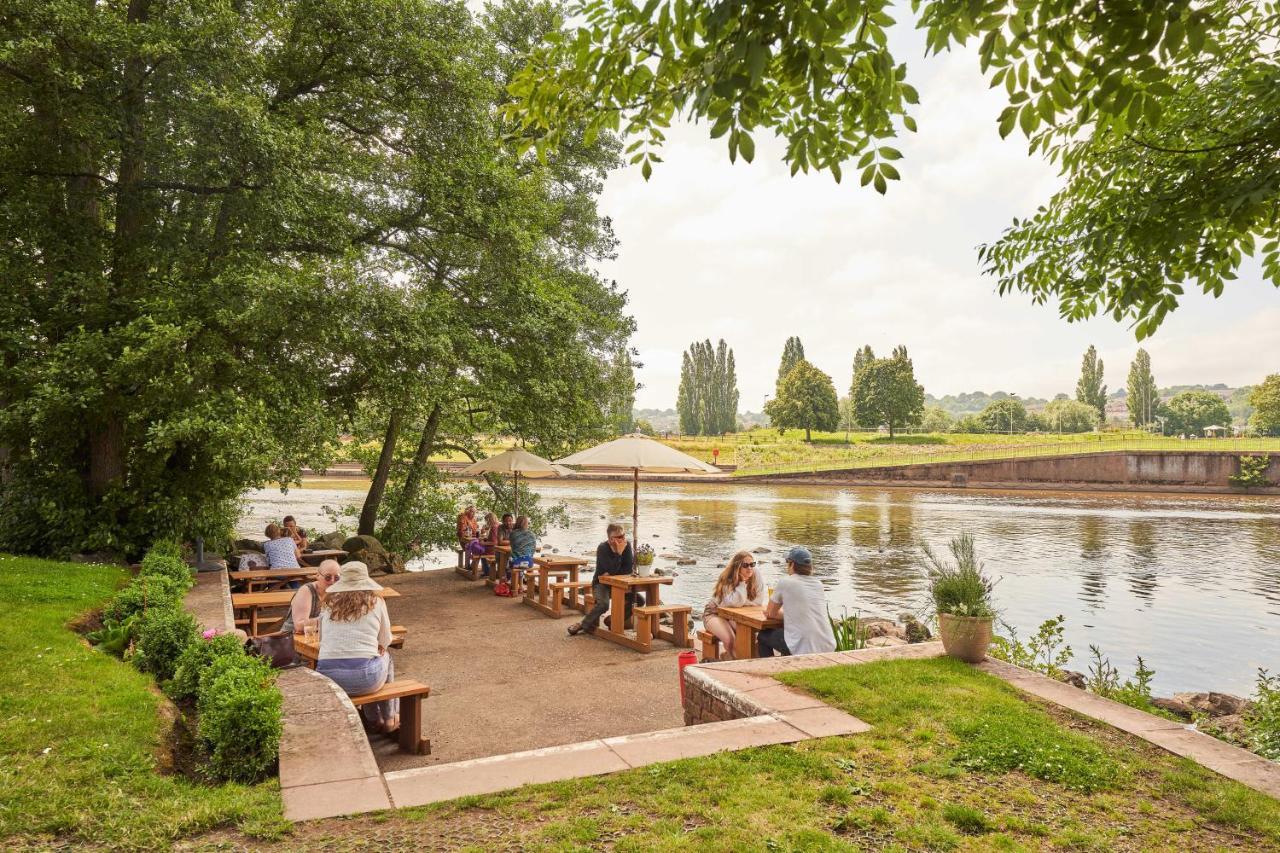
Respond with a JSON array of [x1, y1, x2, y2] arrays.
[[0, 555, 286, 849]]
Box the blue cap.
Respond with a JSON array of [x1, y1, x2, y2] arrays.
[[784, 546, 812, 566]]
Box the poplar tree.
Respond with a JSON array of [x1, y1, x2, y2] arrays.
[[1076, 346, 1108, 424], [1126, 349, 1159, 427], [676, 339, 739, 435], [777, 337, 806, 387]]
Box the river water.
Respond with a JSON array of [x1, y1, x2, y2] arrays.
[[242, 480, 1280, 696]]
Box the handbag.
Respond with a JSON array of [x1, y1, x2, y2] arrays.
[[249, 633, 299, 669], [493, 579, 512, 597]]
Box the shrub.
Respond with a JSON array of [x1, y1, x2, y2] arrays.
[[990, 615, 1072, 677], [922, 533, 996, 618], [85, 614, 139, 657], [197, 653, 282, 783], [167, 632, 246, 702], [1229, 455, 1273, 489], [1246, 669, 1280, 760], [139, 550, 193, 587], [102, 573, 188, 623], [829, 608, 868, 651], [132, 606, 199, 683]]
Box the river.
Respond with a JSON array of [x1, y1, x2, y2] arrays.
[[242, 480, 1280, 696]]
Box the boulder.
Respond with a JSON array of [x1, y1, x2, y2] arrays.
[[752, 547, 772, 554], [340, 534, 405, 575], [867, 636, 907, 647], [1055, 670, 1087, 690], [675, 557, 696, 566], [314, 530, 347, 550], [234, 538, 265, 552], [1151, 697, 1195, 720], [862, 619, 907, 641], [1201, 713, 1248, 745], [1173, 692, 1252, 718], [898, 614, 932, 644]]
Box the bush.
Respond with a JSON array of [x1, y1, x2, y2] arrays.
[[133, 606, 199, 683], [102, 573, 188, 623], [197, 654, 282, 783], [167, 632, 247, 702], [1246, 669, 1280, 760], [922, 533, 996, 618], [990, 615, 1072, 677], [139, 550, 193, 587]]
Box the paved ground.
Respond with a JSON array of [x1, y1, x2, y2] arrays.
[[371, 568, 687, 772]]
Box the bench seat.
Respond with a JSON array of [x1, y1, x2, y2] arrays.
[[548, 580, 592, 616], [633, 604, 692, 648], [697, 629, 721, 662], [350, 679, 431, 755]]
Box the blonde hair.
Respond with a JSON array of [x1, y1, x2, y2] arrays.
[[324, 590, 378, 622], [713, 551, 760, 602]]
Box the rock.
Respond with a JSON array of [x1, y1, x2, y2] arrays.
[[752, 547, 771, 554], [898, 614, 932, 644], [234, 538, 265, 552], [339, 534, 405, 575], [314, 530, 347, 550], [1055, 670, 1087, 690], [676, 557, 696, 566], [1151, 697, 1195, 720], [1201, 713, 1248, 744], [862, 619, 907, 641], [1173, 692, 1252, 718], [867, 636, 907, 647]]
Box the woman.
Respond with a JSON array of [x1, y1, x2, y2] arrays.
[[263, 523, 302, 568], [478, 512, 500, 577], [278, 559, 340, 635], [316, 561, 398, 733], [702, 551, 767, 660], [508, 515, 537, 583]]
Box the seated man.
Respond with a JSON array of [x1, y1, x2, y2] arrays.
[[498, 513, 515, 543], [507, 514, 537, 581], [282, 515, 309, 550], [263, 523, 303, 569], [568, 523, 643, 636], [758, 546, 836, 657]]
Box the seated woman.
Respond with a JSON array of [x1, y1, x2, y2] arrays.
[[478, 512, 500, 577], [507, 515, 537, 581], [278, 559, 340, 635], [263, 523, 302, 568], [316, 561, 398, 733], [702, 551, 767, 660]]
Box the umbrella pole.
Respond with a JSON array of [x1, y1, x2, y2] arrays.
[[632, 467, 639, 544], [514, 470, 519, 516]]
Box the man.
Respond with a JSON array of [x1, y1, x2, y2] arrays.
[[568, 523, 642, 636], [758, 546, 836, 657], [498, 513, 515, 543], [282, 515, 309, 550], [456, 505, 479, 571]]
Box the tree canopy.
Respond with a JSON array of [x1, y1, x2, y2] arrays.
[[766, 359, 839, 441], [1076, 346, 1108, 423], [1247, 376, 1280, 437], [1162, 390, 1232, 437], [507, 1, 1280, 335], [979, 398, 1028, 434], [1127, 349, 1159, 427], [1041, 398, 1100, 433], [850, 348, 925, 438], [676, 339, 739, 435], [777, 336, 806, 388]]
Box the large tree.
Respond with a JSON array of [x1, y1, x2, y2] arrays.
[[979, 399, 1029, 434], [766, 360, 839, 441], [1248, 376, 1280, 436], [1043, 398, 1101, 434], [851, 348, 924, 438], [1126, 349, 1160, 427], [676, 339, 739, 435], [1163, 391, 1232, 437], [1076, 346, 1108, 423], [777, 336, 806, 389], [508, 1, 1280, 336]]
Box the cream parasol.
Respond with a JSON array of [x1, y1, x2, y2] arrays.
[[459, 447, 572, 515], [556, 434, 720, 540]]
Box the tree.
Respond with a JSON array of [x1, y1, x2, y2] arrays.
[[676, 339, 739, 435], [1163, 391, 1232, 437], [1127, 350, 1160, 428], [979, 399, 1029, 434], [777, 337, 806, 388], [509, 2, 1279, 336], [921, 406, 954, 434], [851, 350, 925, 438], [1248, 376, 1280, 436], [852, 345, 876, 380], [605, 351, 639, 435], [1043, 399, 1101, 434], [765, 360, 839, 442], [1076, 346, 1108, 423]]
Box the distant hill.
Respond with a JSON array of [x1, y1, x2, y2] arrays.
[[925, 391, 1050, 416]]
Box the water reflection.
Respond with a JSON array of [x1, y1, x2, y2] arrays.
[[1125, 521, 1158, 605]]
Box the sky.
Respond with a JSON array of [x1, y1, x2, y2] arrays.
[[592, 34, 1280, 412]]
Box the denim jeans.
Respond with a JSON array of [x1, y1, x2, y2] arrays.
[[579, 580, 645, 633], [756, 628, 791, 657], [318, 653, 397, 726]]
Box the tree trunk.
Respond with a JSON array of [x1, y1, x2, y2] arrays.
[[358, 408, 402, 535], [805, 426, 811, 442], [383, 402, 442, 537]]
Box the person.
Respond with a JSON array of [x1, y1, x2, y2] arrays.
[[758, 546, 836, 657], [263, 523, 302, 568], [478, 512, 500, 577], [568, 523, 642, 636], [702, 551, 767, 660], [456, 505, 479, 571], [316, 561, 398, 733], [508, 515, 537, 582], [278, 559, 340, 635], [498, 513, 515, 543], [282, 515, 309, 550]]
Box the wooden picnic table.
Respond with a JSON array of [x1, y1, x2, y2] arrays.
[[227, 567, 316, 592], [594, 574, 676, 653], [293, 625, 407, 668], [717, 605, 783, 659], [484, 543, 512, 589], [232, 587, 401, 635], [522, 555, 589, 617], [300, 548, 347, 567]]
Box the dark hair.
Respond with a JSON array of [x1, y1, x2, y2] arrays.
[[502, 513, 514, 523], [789, 560, 814, 576], [283, 515, 296, 524], [606, 522, 625, 538]]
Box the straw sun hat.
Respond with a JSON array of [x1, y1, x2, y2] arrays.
[[326, 561, 383, 593]]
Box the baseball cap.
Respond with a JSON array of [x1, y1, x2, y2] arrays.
[[784, 546, 812, 566]]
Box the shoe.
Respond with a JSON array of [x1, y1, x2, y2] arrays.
[[567, 624, 584, 636]]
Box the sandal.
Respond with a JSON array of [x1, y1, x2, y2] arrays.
[[567, 623, 583, 636]]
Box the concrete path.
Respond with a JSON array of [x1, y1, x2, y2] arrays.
[[373, 569, 687, 772]]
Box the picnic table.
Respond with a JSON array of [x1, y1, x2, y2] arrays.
[[594, 574, 690, 653], [484, 543, 511, 589], [228, 567, 315, 592], [293, 625, 407, 667], [522, 555, 590, 616], [300, 548, 347, 567], [716, 605, 783, 659], [232, 587, 401, 635]]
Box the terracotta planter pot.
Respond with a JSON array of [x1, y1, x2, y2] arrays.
[[937, 613, 993, 663]]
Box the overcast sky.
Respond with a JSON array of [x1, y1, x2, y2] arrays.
[[592, 34, 1280, 411]]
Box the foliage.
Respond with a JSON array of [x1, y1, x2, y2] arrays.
[[633, 418, 655, 436], [990, 615, 1072, 678], [978, 398, 1028, 434], [1249, 375, 1280, 436], [920, 406, 954, 434], [604, 350, 639, 436], [132, 606, 199, 684], [1229, 455, 1273, 489], [85, 614, 139, 658], [765, 359, 840, 442], [850, 347, 925, 438], [927, 389, 1048, 417], [1076, 346, 1108, 423], [1246, 669, 1280, 761], [828, 608, 868, 652], [138, 552, 193, 587], [676, 339, 739, 435], [167, 632, 248, 704], [777, 337, 806, 389], [196, 654, 282, 784], [1085, 646, 1159, 713], [1042, 398, 1100, 433], [1127, 350, 1160, 427], [1164, 390, 1233, 436], [102, 573, 188, 624], [921, 533, 995, 619]]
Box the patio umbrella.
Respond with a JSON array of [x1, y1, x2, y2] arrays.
[[556, 434, 721, 541], [459, 447, 572, 515]]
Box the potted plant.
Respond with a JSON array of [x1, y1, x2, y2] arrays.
[[635, 543, 655, 576], [922, 533, 996, 663]]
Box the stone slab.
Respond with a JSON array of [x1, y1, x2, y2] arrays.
[[777, 706, 872, 738], [385, 739, 630, 808], [744, 685, 830, 713], [280, 707, 380, 788], [282, 776, 392, 822], [603, 716, 807, 766]]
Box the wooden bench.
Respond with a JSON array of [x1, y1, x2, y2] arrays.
[[454, 548, 479, 580], [698, 629, 721, 662], [548, 581, 592, 617], [634, 604, 693, 649], [349, 679, 431, 755]]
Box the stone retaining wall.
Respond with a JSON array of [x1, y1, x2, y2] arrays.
[[182, 570, 234, 632]]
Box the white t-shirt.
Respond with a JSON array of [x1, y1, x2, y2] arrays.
[[263, 537, 299, 568], [769, 574, 836, 655], [714, 581, 768, 609]]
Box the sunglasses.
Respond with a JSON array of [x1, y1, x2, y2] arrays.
[[609, 534, 626, 541], [320, 574, 340, 582], [740, 561, 756, 568]]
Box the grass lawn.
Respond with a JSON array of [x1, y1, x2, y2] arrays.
[[0, 555, 285, 849]]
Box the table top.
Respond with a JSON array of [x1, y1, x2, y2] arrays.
[[536, 555, 589, 568], [717, 605, 782, 630], [598, 573, 674, 589], [228, 567, 316, 581], [302, 548, 346, 557], [232, 587, 401, 607], [294, 626, 406, 660]]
